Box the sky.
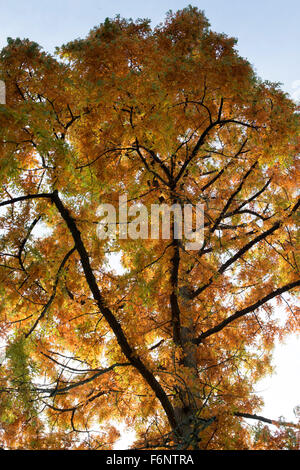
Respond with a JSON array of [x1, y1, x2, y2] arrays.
[[0, 0, 299, 433]]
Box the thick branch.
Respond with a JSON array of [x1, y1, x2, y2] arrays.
[[193, 280, 300, 344], [170, 238, 181, 345], [40, 363, 130, 397], [0, 192, 53, 207], [234, 412, 299, 429], [190, 220, 281, 299], [50, 190, 178, 431]]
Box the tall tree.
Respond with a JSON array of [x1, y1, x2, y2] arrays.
[[0, 7, 299, 450]]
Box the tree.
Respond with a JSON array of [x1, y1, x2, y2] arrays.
[[0, 7, 299, 450]]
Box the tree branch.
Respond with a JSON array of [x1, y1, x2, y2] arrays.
[[50, 190, 179, 432], [193, 280, 300, 344], [174, 119, 257, 185], [25, 246, 76, 337], [0, 192, 53, 207], [234, 412, 299, 429], [190, 197, 299, 299]]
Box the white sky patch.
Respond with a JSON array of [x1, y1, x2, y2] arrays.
[[291, 80, 300, 102], [257, 335, 299, 422], [104, 251, 128, 275], [113, 422, 136, 450]]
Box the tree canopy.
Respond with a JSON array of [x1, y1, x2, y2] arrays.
[[0, 6, 299, 450]]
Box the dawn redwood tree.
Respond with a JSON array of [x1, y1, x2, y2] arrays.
[[0, 7, 299, 450]]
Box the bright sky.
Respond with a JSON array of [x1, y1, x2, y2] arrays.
[[0, 0, 299, 431]]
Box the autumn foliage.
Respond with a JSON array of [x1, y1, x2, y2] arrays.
[[0, 7, 299, 449]]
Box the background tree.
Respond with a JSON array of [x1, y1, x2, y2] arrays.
[[0, 7, 299, 449]]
